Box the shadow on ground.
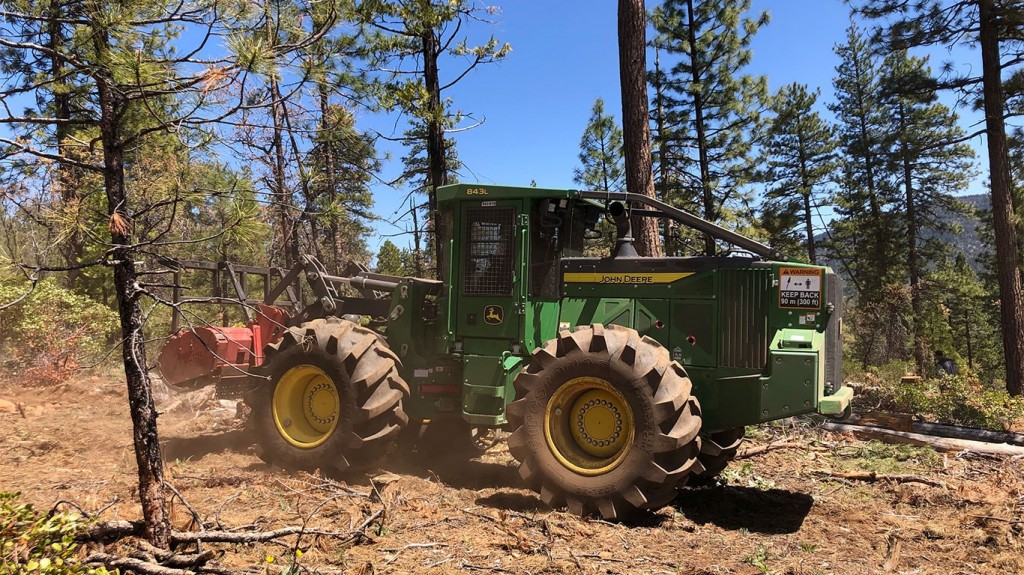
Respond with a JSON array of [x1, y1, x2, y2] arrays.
[[161, 429, 253, 462], [376, 450, 523, 491], [363, 423, 524, 490], [161, 428, 811, 534], [673, 485, 814, 534]]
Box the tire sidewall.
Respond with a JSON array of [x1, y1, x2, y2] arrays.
[[252, 334, 358, 470], [520, 351, 663, 497]]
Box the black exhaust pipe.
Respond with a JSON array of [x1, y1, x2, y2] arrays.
[[608, 201, 638, 258]]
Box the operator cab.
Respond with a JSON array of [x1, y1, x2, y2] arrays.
[[437, 182, 770, 361]]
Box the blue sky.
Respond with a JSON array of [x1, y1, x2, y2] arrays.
[[367, 0, 860, 250], [367, 0, 999, 256], [0, 0, 986, 257]]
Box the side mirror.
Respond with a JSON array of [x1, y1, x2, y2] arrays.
[[539, 198, 567, 227]]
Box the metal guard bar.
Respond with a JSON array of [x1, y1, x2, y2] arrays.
[[576, 190, 779, 260]]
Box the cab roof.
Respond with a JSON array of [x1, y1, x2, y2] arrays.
[[436, 183, 579, 203]]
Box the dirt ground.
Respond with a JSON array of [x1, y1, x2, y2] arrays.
[[1, 373, 1022, 575]]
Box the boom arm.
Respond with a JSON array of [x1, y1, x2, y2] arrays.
[[576, 190, 780, 260]]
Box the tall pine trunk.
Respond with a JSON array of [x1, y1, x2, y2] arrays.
[[652, 44, 674, 255], [899, 124, 927, 376], [851, 61, 888, 368], [682, 0, 716, 256], [979, 0, 1024, 396], [47, 1, 84, 286], [265, 6, 294, 268], [411, 206, 424, 277], [797, 139, 817, 263], [423, 30, 447, 276], [801, 192, 816, 264], [94, 28, 170, 549], [280, 99, 316, 263], [270, 77, 295, 267], [618, 0, 662, 257], [319, 86, 342, 270]]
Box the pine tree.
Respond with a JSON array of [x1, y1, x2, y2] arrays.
[[396, 121, 461, 277], [0, 0, 90, 286], [650, 0, 769, 256], [359, 0, 510, 274], [303, 1, 379, 271], [574, 99, 626, 192], [879, 49, 976, 375], [375, 240, 407, 276], [852, 0, 1024, 396], [649, 39, 702, 256], [573, 98, 624, 256], [232, 0, 378, 271], [307, 104, 379, 269], [1008, 132, 1024, 268], [650, 40, 684, 254], [2, 1, 160, 547], [759, 83, 836, 263], [829, 25, 899, 289], [828, 25, 906, 367], [922, 253, 1003, 381]]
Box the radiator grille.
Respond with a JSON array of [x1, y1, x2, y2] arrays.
[[824, 270, 844, 393], [719, 268, 771, 368], [463, 207, 515, 296]]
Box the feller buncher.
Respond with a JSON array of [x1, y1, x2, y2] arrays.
[[156, 184, 852, 520]]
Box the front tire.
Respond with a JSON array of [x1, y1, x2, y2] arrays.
[[251, 318, 409, 473], [507, 324, 703, 520]]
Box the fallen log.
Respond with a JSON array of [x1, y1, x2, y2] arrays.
[[820, 422, 1024, 457], [87, 509, 384, 546], [847, 412, 1024, 446], [910, 421, 1024, 447], [85, 553, 194, 575], [82, 512, 386, 575]]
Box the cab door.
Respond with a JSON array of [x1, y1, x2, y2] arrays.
[[455, 199, 524, 354]]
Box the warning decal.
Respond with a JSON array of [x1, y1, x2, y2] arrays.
[[779, 267, 823, 309]]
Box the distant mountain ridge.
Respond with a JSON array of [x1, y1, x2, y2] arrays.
[[938, 193, 988, 269], [817, 193, 990, 275]]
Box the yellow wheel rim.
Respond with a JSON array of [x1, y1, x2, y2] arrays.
[[272, 365, 340, 449], [544, 377, 634, 476]]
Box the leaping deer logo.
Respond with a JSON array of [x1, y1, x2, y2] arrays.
[[485, 305, 503, 325]]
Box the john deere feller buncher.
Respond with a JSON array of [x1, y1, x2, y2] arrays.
[[156, 184, 851, 520]]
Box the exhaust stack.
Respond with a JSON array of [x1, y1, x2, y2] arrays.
[[609, 201, 638, 258]]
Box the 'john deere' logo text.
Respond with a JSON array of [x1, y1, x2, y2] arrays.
[[484, 305, 504, 325]]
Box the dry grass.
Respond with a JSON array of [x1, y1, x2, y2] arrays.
[[1, 374, 1022, 575]]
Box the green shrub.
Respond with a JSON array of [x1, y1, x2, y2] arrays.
[[912, 375, 1024, 431], [864, 360, 915, 389], [0, 491, 111, 574], [0, 277, 119, 384], [863, 362, 1024, 430]]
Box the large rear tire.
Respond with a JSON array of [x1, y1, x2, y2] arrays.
[[251, 318, 409, 473], [692, 427, 745, 481], [507, 324, 703, 520]]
